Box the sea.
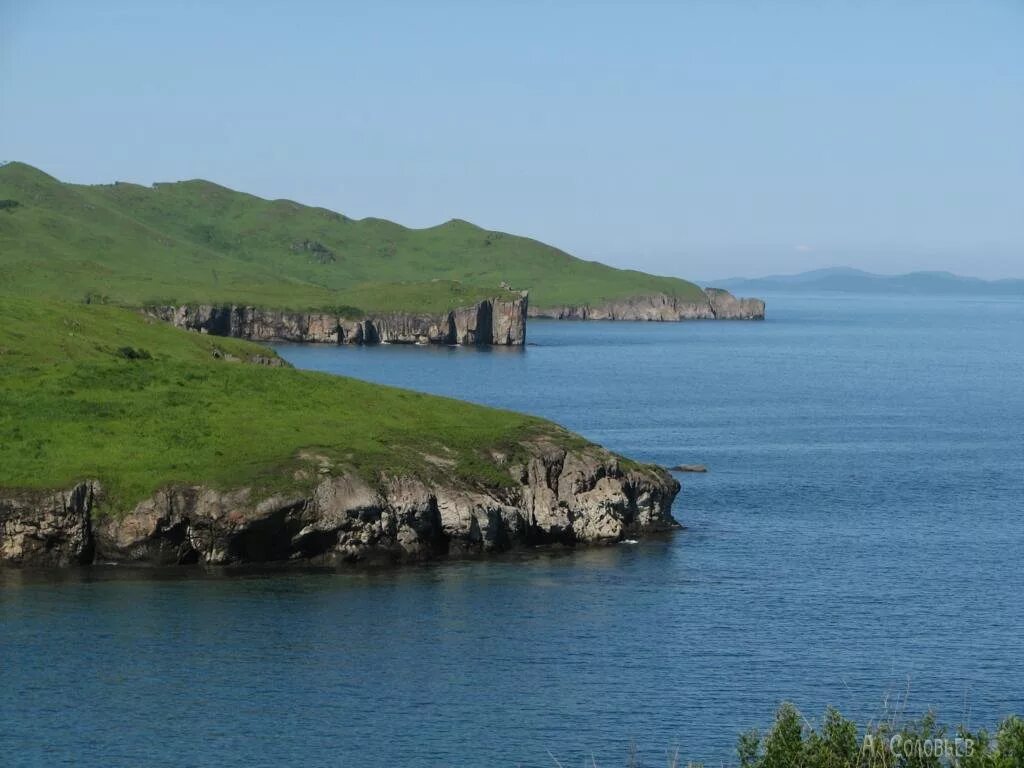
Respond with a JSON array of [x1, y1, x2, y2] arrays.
[[2, 293, 1022, 767]]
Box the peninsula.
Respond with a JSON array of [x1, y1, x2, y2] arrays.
[[0, 299, 679, 567], [0, 161, 778, 568], [0, 161, 763, 348]]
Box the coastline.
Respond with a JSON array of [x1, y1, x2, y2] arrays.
[[142, 287, 765, 349], [529, 287, 765, 322], [146, 292, 529, 347], [1, 441, 679, 569]]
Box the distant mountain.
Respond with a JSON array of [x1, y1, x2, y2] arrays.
[[712, 267, 1024, 296]]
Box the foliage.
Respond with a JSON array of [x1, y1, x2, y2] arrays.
[[729, 703, 1024, 768], [568, 705, 1024, 767]]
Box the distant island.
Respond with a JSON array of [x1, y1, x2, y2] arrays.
[[713, 267, 1024, 296], [0, 161, 762, 348]]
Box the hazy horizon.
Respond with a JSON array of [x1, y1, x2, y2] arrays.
[[704, 265, 1024, 283], [3, 1, 1022, 279]]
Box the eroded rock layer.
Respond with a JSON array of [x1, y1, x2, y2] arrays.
[[529, 287, 765, 321], [147, 292, 528, 346], [0, 442, 679, 568]]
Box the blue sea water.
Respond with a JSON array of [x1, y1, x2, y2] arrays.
[[2, 294, 1023, 767]]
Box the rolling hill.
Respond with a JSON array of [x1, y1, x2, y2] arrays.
[[0, 296, 557, 507], [0, 161, 708, 314]]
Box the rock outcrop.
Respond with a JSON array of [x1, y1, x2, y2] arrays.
[[0, 442, 679, 568], [0, 483, 97, 566], [705, 288, 765, 320], [529, 287, 764, 321], [147, 292, 528, 346]]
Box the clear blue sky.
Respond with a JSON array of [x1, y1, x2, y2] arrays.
[[2, 1, 1022, 278]]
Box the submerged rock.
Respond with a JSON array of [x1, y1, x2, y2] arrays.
[[0, 442, 679, 568], [671, 464, 708, 473]]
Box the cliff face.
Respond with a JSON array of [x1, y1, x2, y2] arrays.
[[148, 287, 761, 344], [705, 288, 766, 320], [147, 292, 528, 346], [0, 442, 679, 568], [529, 287, 765, 321], [0, 483, 97, 566]]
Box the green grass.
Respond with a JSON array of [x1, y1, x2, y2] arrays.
[[0, 298, 577, 512], [0, 161, 706, 313]]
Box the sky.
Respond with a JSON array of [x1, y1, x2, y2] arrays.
[[2, 1, 1022, 279]]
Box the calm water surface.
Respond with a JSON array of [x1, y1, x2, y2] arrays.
[[3, 294, 1023, 767]]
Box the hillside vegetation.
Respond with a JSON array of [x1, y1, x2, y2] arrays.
[[0, 162, 705, 313], [0, 298, 572, 510]]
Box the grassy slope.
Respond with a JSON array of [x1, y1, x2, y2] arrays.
[[0, 298, 576, 511], [0, 162, 706, 312]]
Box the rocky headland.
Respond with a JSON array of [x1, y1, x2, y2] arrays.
[[0, 441, 679, 568], [147, 292, 529, 346], [145, 287, 763, 349], [529, 287, 765, 321]]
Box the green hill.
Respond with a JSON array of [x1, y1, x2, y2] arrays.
[[0, 161, 705, 313], [0, 297, 573, 511]]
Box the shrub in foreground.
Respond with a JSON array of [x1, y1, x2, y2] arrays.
[[583, 704, 1024, 767], [730, 703, 1024, 768]]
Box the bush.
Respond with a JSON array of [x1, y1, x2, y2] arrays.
[[733, 704, 1024, 768], [115, 346, 152, 360], [573, 705, 1024, 767]]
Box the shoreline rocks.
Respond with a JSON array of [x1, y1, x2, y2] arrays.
[[529, 287, 765, 321], [0, 442, 680, 568], [146, 292, 529, 347], [146, 287, 762, 349]]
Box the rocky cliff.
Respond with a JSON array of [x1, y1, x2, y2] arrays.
[[0, 441, 679, 568], [147, 292, 528, 346], [529, 287, 765, 321]]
